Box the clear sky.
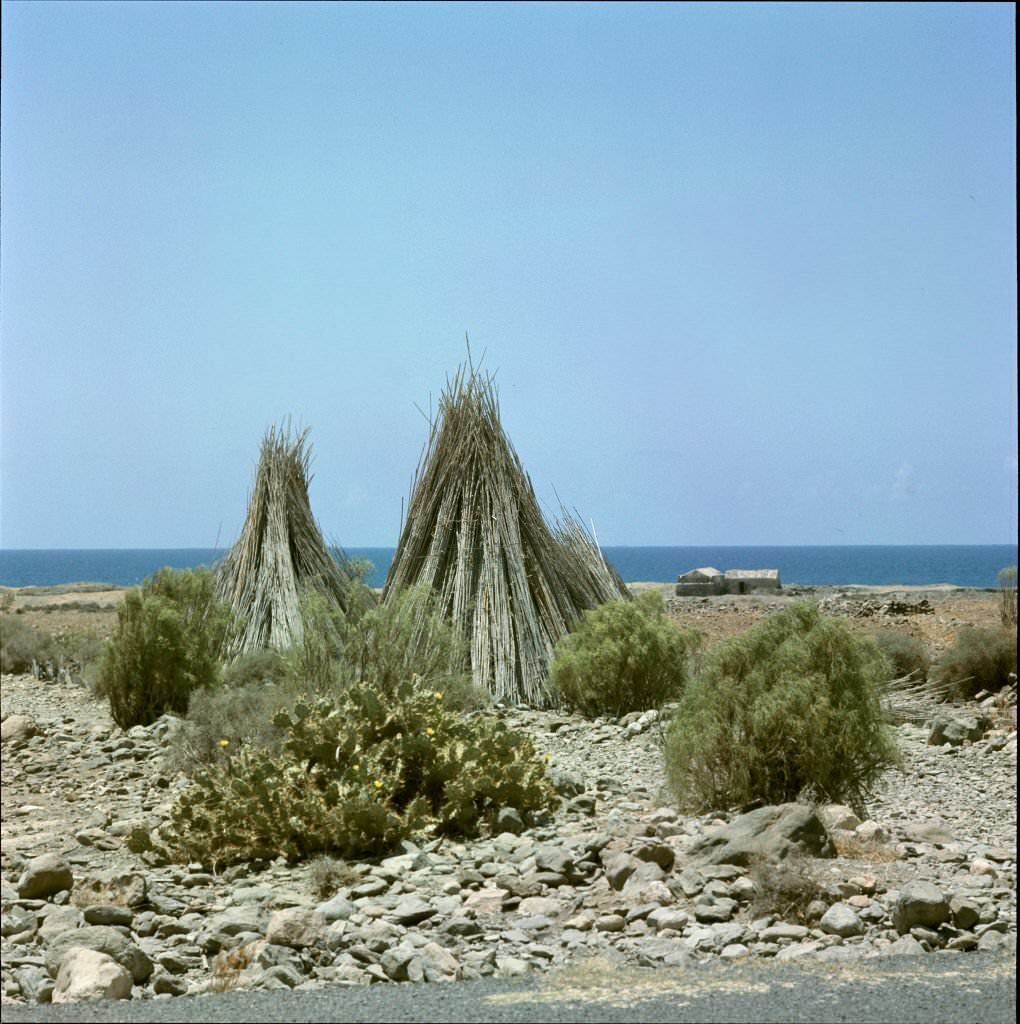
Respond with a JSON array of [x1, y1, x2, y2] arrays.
[[1, 1, 1016, 548]]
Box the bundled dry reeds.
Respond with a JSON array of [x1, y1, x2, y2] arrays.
[[384, 360, 629, 706], [881, 671, 964, 725], [217, 425, 359, 656]]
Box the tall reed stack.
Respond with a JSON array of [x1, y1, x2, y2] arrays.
[[217, 424, 359, 656], [384, 359, 628, 706]]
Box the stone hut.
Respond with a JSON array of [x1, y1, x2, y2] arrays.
[[723, 569, 781, 594], [675, 567, 725, 596], [675, 567, 782, 596]]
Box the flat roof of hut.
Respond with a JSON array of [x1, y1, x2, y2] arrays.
[[678, 567, 723, 582]]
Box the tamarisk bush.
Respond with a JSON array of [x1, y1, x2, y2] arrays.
[[664, 602, 899, 813], [549, 591, 700, 717], [96, 568, 232, 729]]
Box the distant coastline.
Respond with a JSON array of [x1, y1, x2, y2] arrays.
[[1, 545, 1016, 591]]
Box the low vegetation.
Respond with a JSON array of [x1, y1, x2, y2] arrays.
[[873, 630, 930, 680], [548, 591, 700, 717], [663, 602, 900, 813], [0, 614, 56, 674], [95, 567, 233, 729], [748, 852, 826, 925], [166, 677, 556, 867], [930, 625, 1017, 700]]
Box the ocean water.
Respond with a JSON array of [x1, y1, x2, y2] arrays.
[[0, 545, 1016, 590]]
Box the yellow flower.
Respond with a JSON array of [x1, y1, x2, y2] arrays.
[[434, 691, 444, 700], [426, 727, 435, 737], [219, 739, 230, 748], [353, 763, 360, 772], [373, 780, 383, 789]]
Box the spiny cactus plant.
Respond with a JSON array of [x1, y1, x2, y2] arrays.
[[166, 676, 556, 868]]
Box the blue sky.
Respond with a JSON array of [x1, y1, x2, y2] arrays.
[[1, 1, 1015, 548]]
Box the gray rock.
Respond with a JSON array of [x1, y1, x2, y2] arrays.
[[601, 850, 640, 890], [390, 896, 436, 926], [928, 715, 984, 746], [819, 902, 863, 938], [265, 908, 326, 950], [82, 905, 133, 928], [693, 895, 738, 923], [949, 896, 982, 931], [496, 807, 526, 834], [634, 841, 675, 871], [892, 881, 950, 934], [690, 803, 835, 867], [760, 922, 810, 942], [18, 853, 73, 900], [882, 934, 927, 955], [51, 948, 133, 1003], [2, 714, 41, 746], [15, 963, 55, 1003], [419, 941, 459, 982], [316, 893, 356, 923], [36, 906, 82, 943], [46, 925, 153, 984]]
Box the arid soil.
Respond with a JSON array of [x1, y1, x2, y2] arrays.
[[3, 580, 1005, 659], [1, 582, 1015, 1006]]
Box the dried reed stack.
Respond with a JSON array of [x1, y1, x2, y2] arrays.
[[384, 361, 628, 706], [217, 425, 356, 656]]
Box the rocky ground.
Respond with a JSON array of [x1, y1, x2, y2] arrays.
[[0, 585, 1016, 1005]]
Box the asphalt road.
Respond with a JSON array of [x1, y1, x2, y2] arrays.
[[3, 955, 1015, 1024]]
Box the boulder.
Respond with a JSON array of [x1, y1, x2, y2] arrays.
[[928, 715, 984, 746], [819, 902, 863, 938], [264, 908, 325, 950], [52, 948, 133, 1003], [46, 925, 153, 983], [1, 714, 41, 747], [18, 854, 73, 900], [688, 803, 834, 866], [72, 870, 146, 909], [892, 881, 950, 934]]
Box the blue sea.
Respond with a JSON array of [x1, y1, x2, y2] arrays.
[[0, 546, 1016, 590]]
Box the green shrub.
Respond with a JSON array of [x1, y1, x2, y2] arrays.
[[166, 677, 556, 868], [96, 567, 233, 729], [169, 681, 292, 771], [222, 648, 289, 689], [283, 587, 348, 694], [340, 586, 484, 711], [548, 591, 700, 717], [874, 630, 930, 680], [663, 602, 899, 813], [0, 616, 56, 673], [931, 626, 1016, 700]]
